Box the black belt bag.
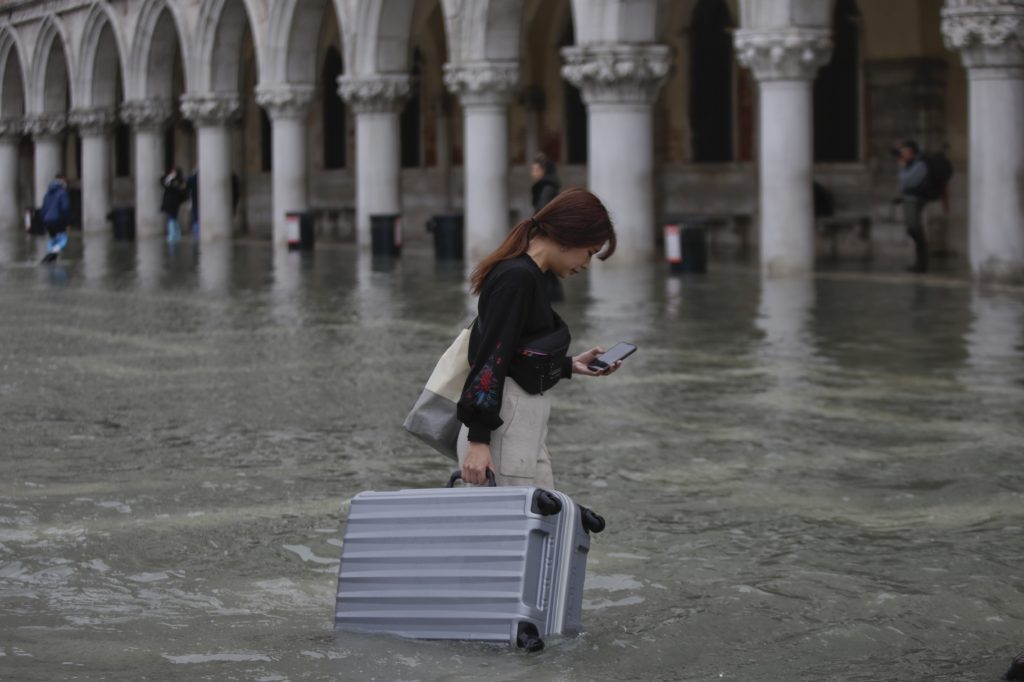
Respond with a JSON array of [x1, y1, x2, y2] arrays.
[[509, 322, 571, 395]]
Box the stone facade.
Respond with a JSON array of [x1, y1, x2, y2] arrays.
[[0, 0, 1013, 280]]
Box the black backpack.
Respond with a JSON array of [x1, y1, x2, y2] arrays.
[[919, 151, 954, 202]]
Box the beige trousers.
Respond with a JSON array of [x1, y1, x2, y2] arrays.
[[457, 379, 554, 489]]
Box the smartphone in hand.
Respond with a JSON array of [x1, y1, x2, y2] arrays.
[[587, 342, 637, 372]]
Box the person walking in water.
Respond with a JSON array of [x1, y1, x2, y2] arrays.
[[457, 188, 622, 488], [39, 172, 71, 264], [896, 140, 930, 273], [161, 167, 186, 243]]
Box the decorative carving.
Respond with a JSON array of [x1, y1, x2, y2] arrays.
[[23, 113, 67, 138], [443, 61, 520, 106], [255, 85, 316, 119], [69, 108, 118, 136], [561, 44, 673, 105], [734, 29, 834, 81], [942, 1, 1024, 69], [0, 118, 23, 138], [180, 93, 242, 126], [120, 99, 175, 130], [337, 74, 412, 114]]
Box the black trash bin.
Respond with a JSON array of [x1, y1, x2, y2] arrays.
[[426, 213, 463, 260], [108, 207, 136, 241], [665, 216, 708, 275], [286, 211, 315, 251], [370, 214, 402, 257]]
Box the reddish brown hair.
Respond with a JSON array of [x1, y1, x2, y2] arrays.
[[470, 187, 616, 294]]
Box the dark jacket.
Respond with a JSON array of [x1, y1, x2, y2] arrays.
[[161, 174, 185, 215], [531, 174, 560, 214], [39, 180, 70, 227], [457, 255, 572, 444]]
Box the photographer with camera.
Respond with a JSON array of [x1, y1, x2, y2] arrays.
[[894, 140, 930, 273]]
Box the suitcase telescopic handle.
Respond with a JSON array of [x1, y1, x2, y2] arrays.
[[446, 469, 497, 487]]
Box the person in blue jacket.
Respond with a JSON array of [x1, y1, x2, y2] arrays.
[[39, 173, 71, 263]]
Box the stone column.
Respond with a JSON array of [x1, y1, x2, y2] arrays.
[[444, 61, 519, 261], [0, 119, 22, 229], [942, 1, 1024, 283], [337, 75, 411, 247], [181, 93, 241, 241], [24, 114, 66, 208], [562, 45, 673, 264], [256, 85, 315, 246], [121, 99, 174, 238], [70, 108, 117, 233], [734, 29, 833, 275]]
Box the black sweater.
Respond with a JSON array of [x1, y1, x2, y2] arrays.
[[457, 255, 572, 443]]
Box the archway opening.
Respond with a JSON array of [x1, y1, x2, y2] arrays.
[[814, 0, 860, 162], [689, 0, 734, 162]]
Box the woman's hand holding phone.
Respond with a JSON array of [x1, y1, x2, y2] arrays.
[[572, 347, 622, 376]]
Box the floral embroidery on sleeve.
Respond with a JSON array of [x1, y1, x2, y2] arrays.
[[464, 343, 503, 410]]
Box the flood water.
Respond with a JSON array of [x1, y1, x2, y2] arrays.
[[1, 232, 1022, 681]]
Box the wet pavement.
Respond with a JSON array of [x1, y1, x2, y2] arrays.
[[1, 231, 1022, 681]]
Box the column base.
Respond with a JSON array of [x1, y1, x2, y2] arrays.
[[976, 259, 1024, 285]]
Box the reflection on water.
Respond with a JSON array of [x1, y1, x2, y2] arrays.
[[1, 231, 1023, 681]]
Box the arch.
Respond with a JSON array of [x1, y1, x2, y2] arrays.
[[342, 0, 416, 76], [266, 0, 340, 86], [29, 15, 76, 113], [689, 0, 734, 162], [0, 27, 28, 119], [78, 4, 128, 108], [192, 0, 262, 93], [814, 0, 861, 162], [441, 0, 524, 63], [130, 0, 190, 99]]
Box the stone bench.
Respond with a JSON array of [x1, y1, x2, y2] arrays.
[[817, 214, 872, 259]]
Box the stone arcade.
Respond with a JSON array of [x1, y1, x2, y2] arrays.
[[0, 0, 1021, 282]]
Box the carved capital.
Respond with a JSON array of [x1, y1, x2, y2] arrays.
[[734, 29, 834, 81], [121, 99, 175, 130], [443, 61, 520, 107], [337, 74, 412, 114], [180, 93, 242, 126], [561, 44, 673, 105], [69, 107, 118, 136], [255, 85, 316, 119], [0, 118, 23, 139], [942, 1, 1024, 71], [23, 113, 67, 139]]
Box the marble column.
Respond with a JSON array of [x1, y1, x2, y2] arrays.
[[444, 61, 519, 261], [256, 85, 315, 246], [24, 114, 66, 208], [562, 45, 673, 264], [181, 93, 241, 242], [337, 74, 411, 247], [0, 119, 22, 229], [70, 108, 117, 233], [942, 1, 1024, 284], [734, 29, 833, 275], [121, 99, 174, 238]]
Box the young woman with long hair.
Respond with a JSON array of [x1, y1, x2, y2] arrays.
[[456, 187, 621, 487]]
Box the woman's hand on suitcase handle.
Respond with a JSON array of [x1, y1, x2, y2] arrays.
[[463, 442, 494, 485]]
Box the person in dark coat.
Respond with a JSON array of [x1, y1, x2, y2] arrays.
[[896, 140, 930, 273], [530, 153, 564, 302], [39, 172, 71, 263], [161, 167, 186, 243], [186, 168, 199, 239]]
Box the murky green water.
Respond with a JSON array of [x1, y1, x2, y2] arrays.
[[1, 232, 1022, 681]]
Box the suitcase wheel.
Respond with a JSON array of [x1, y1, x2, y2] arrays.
[[580, 506, 606, 534], [531, 490, 562, 516], [516, 622, 544, 652]]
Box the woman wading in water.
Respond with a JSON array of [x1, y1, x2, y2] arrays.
[[456, 188, 621, 487]]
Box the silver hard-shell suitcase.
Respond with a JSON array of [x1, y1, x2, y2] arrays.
[[334, 472, 605, 650]]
